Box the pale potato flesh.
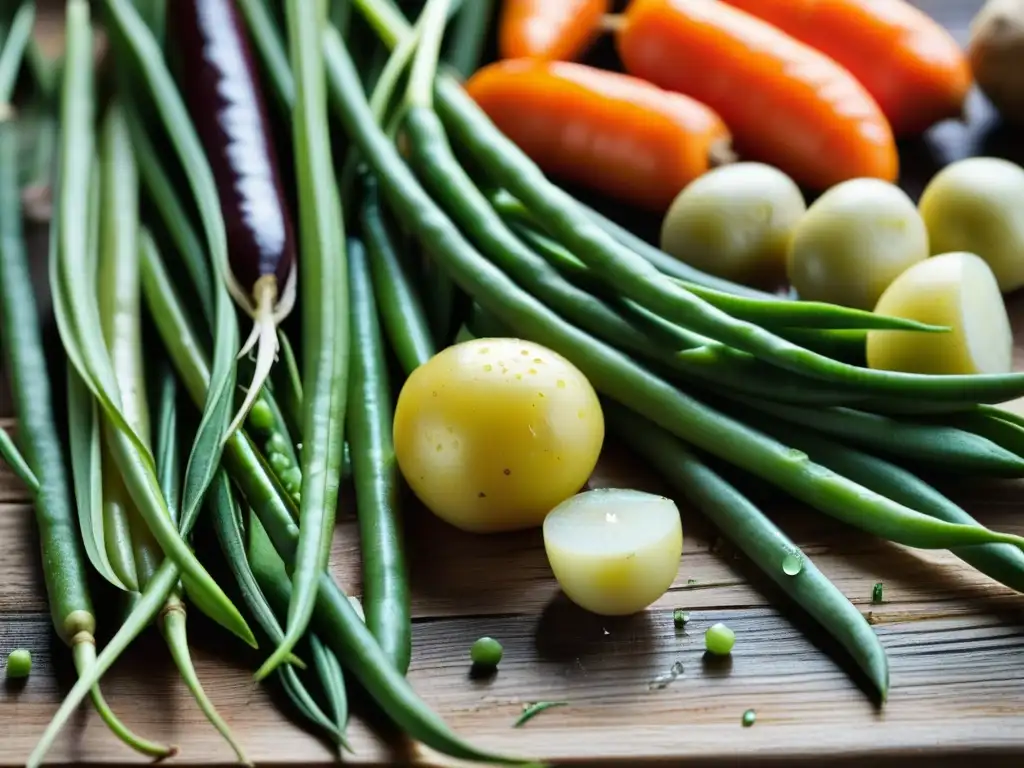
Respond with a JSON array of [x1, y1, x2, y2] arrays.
[[543, 489, 683, 616], [867, 251, 1013, 375]]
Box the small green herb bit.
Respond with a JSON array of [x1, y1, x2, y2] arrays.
[[872, 582, 884, 604], [673, 608, 689, 628], [470, 636, 503, 668], [742, 709, 756, 727], [6, 648, 31, 678], [514, 701, 567, 728], [705, 622, 736, 656]]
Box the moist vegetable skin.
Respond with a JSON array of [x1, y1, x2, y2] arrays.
[[721, 0, 971, 136], [465, 59, 733, 211], [918, 157, 1024, 293], [660, 162, 805, 286], [969, 0, 1024, 127], [169, 0, 298, 435], [498, 0, 609, 62], [543, 488, 683, 616], [614, 0, 898, 189], [393, 337, 604, 533], [787, 178, 928, 310], [867, 252, 1013, 376]]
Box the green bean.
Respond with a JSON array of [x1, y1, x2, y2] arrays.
[[741, 412, 1024, 593], [426, 76, 1024, 399], [605, 405, 888, 697], [140, 205, 536, 768], [322, 26, 1024, 556], [360, 172, 435, 374], [772, 328, 867, 365], [273, 329, 304, 438], [485, 187, 780, 301], [151, 367, 249, 765], [943, 410, 1024, 460], [0, 1, 32, 106], [1, 118, 174, 761], [310, 636, 349, 743], [0, 425, 39, 493], [102, 0, 242, 553], [720, 395, 1024, 477], [493, 195, 940, 335], [442, 0, 493, 79], [254, 0, 349, 682], [348, 237, 410, 673]]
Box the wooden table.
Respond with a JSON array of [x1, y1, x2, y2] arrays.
[[3, 1, 1024, 765]]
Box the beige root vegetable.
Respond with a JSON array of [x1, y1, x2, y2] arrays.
[[918, 156, 1024, 293], [659, 163, 806, 286], [969, 0, 1024, 126], [867, 252, 1013, 376], [786, 178, 929, 310], [543, 489, 683, 616]]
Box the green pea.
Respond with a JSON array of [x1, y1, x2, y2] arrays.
[[248, 399, 275, 431], [742, 709, 756, 727], [268, 452, 291, 474], [281, 467, 302, 493], [673, 608, 689, 628], [470, 636, 503, 668], [705, 623, 735, 656], [6, 648, 31, 678], [266, 433, 290, 455]]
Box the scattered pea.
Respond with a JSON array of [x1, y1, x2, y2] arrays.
[[6, 648, 31, 679], [248, 399, 274, 431], [266, 433, 290, 455], [705, 623, 735, 656], [673, 608, 689, 628], [268, 452, 291, 474], [742, 709, 756, 727], [470, 636, 503, 668], [872, 582, 884, 604]]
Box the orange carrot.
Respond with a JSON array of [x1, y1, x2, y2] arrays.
[[614, 0, 899, 190], [465, 59, 733, 211], [498, 0, 610, 61], [721, 0, 971, 136]]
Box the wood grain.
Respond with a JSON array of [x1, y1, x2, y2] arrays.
[[4, 0, 1024, 766]]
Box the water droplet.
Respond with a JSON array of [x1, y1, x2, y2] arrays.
[[528, 368, 538, 375], [649, 661, 684, 690], [782, 552, 803, 576], [602, 628, 610, 636], [533, 358, 543, 364], [520, 349, 530, 356]]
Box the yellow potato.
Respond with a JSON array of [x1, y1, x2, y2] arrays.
[[787, 178, 929, 310], [543, 489, 683, 616], [659, 163, 806, 286], [393, 338, 604, 533], [918, 157, 1024, 293], [867, 252, 1013, 375]]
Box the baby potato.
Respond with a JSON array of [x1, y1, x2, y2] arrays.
[[543, 489, 683, 616], [393, 338, 604, 533], [659, 162, 806, 286], [787, 178, 929, 310], [867, 251, 1013, 376], [918, 157, 1024, 293]]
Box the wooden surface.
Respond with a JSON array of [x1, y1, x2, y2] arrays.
[[4, 0, 1024, 766]]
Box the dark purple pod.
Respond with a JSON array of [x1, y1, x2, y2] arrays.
[[169, 0, 297, 435]]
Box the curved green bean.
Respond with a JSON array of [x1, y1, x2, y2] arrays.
[[360, 172, 435, 374], [256, 0, 350, 682], [442, 0, 493, 79], [348, 237, 410, 673], [140, 202, 535, 768], [605, 405, 889, 700], [322, 27, 1024, 556], [721, 395, 1024, 477], [0, 1, 33, 104]]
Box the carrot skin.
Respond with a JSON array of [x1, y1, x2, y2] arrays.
[[465, 59, 732, 211], [169, 0, 295, 290], [721, 0, 971, 137], [498, 0, 610, 62], [615, 0, 899, 190]]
